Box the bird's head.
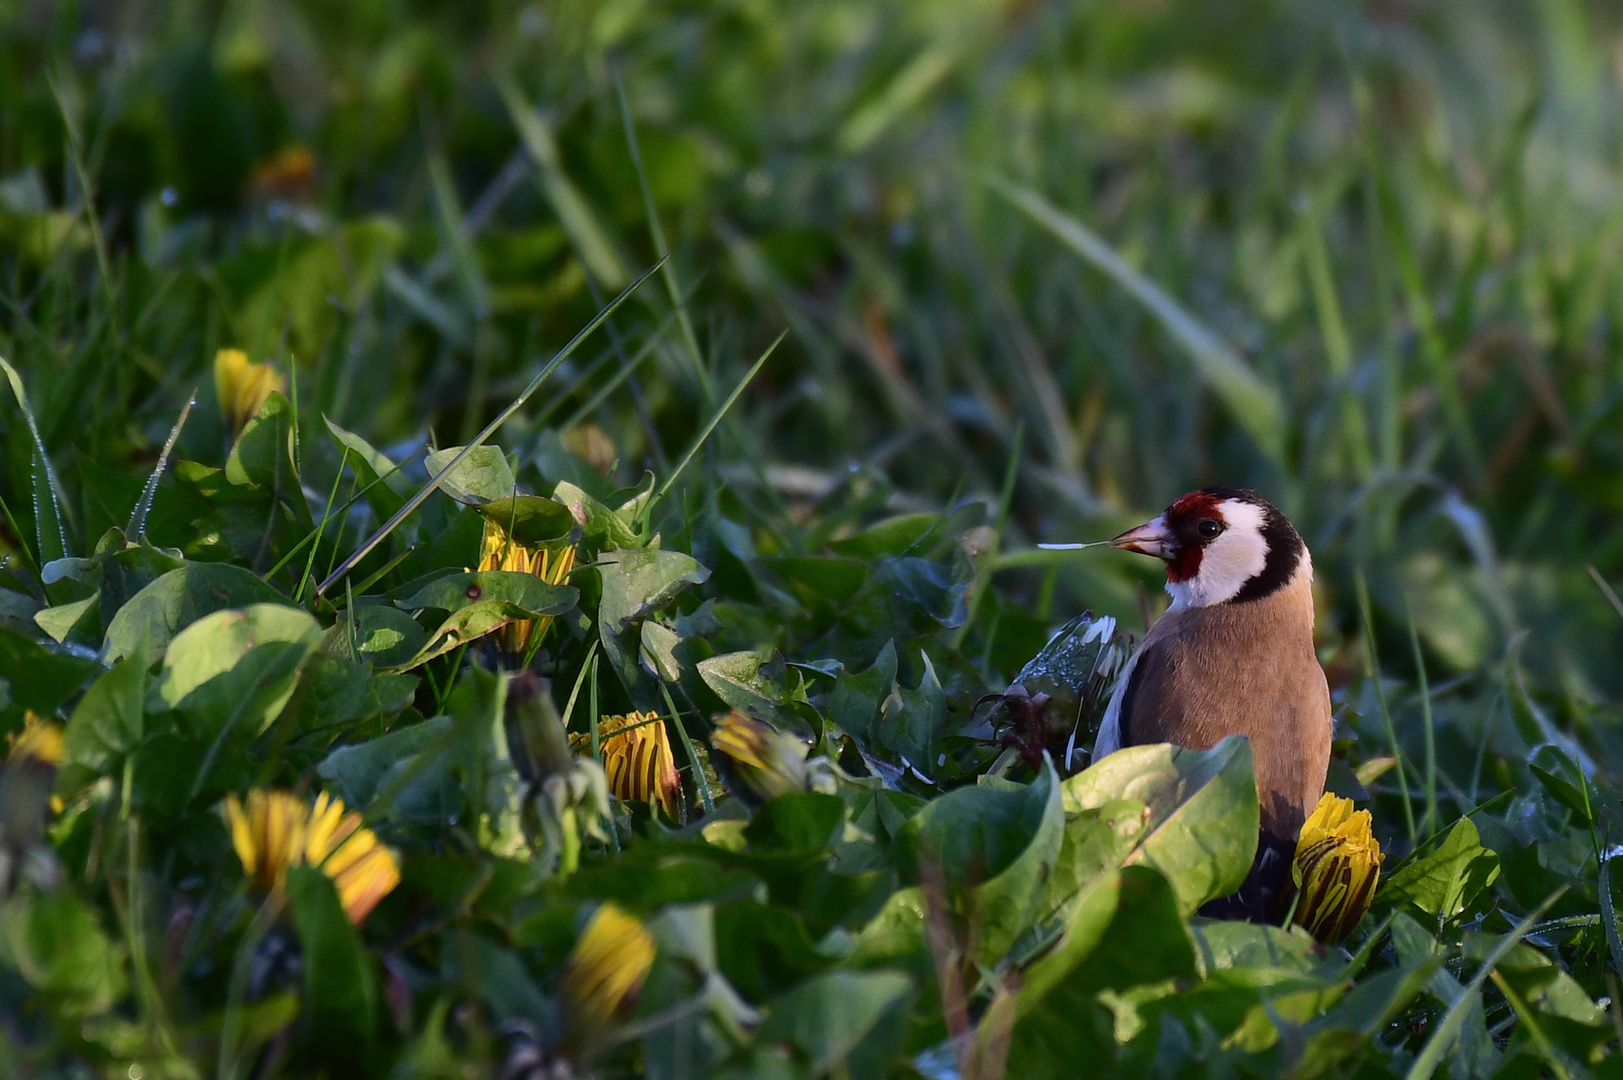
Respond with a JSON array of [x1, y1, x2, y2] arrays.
[[1110, 487, 1306, 610]]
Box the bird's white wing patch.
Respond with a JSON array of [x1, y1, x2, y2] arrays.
[[1091, 643, 1140, 763]]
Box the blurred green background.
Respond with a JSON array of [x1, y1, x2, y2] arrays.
[[4, 0, 1623, 700]]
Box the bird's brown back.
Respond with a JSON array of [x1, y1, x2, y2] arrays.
[[1119, 571, 1330, 837]]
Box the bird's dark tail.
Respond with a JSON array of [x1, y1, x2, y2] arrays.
[[1198, 830, 1296, 924]]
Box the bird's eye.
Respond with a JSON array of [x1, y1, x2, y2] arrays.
[[1197, 518, 1223, 539]]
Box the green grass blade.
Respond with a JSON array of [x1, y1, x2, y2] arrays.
[[659, 680, 714, 819], [0, 353, 70, 562], [1405, 600, 1438, 839], [1357, 569, 1415, 846], [1298, 181, 1373, 480], [615, 71, 712, 402], [1350, 71, 1484, 483], [1600, 856, 1623, 981], [316, 258, 663, 596], [129, 389, 196, 541], [1405, 888, 1565, 1080], [836, 43, 960, 154], [497, 74, 628, 289], [984, 173, 1288, 467], [647, 330, 786, 521]]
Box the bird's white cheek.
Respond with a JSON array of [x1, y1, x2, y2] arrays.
[[1170, 503, 1270, 608]]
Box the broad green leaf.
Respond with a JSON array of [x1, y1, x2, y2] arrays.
[[698, 649, 803, 729], [103, 562, 285, 661], [898, 760, 1056, 895], [287, 866, 377, 1052], [453, 931, 549, 1026], [1527, 743, 1597, 825], [60, 646, 147, 784], [323, 603, 429, 669], [759, 555, 870, 611], [424, 445, 516, 504], [828, 514, 941, 560], [599, 541, 710, 698], [597, 542, 711, 634], [743, 792, 845, 852], [967, 761, 1066, 963], [323, 417, 409, 521], [1188, 918, 1326, 977], [1008, 867, 1194, 1076], [554, 480, 638, 551], [387, 594, 575, 672], [1041, 797, 1151, 926], [873, 557, 969, 628], [1291, 965, 1437, 1077], [0, 887, 128, 1020], [756, 969, 914, 1080], [877, 650, 945, 771], [638, 620, 684, 682], [396, 570, 577, 616], [226, 394, 307, 530], [1063, 735, 1260, 915], [0, 627, 100, 727], [825, 640, 896, 745], [156, 604, 323, 735], [33, 591, 99, 643], [1378, 816, 1501, 921], [714, 900, 836, 1000], [472, 494, 574, 545], [318, 716, 454, 813]]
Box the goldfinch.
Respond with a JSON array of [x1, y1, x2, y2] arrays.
[[1094, 486, 1331, 919]]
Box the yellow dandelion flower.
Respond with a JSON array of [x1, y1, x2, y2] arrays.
[[562, 903, 655, 1039], [570, 713, 681, 821], [224, 789, 400, 925], [214, 348, 284, 438], [477, 518, 577, 656], [710, 709, 810, 807], [1285, 793, 1384, 943], [7, 711, 63, 767]]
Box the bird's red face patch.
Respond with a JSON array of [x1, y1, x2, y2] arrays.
[[1162, 492, 1225, 584]]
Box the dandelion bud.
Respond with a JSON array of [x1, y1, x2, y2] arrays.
[[1284, 793, 1384, 943], [562, 903, 655, 1041], [709, 709, 815, 807], [214, 348, 284, 438], [571, 713, 682, 822]]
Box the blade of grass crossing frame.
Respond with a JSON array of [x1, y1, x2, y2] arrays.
[[643, 330, 786, 530], [1299, 185, 1372, 480], [1405, 888, 1566, 1080], [1404, 600, 1438, 838], [1600, 855, 1623, 979], [983, 174, 1288, 468], [294, 446, 350, 605], [1488, 971, 1575, 1080], [1357, 569, 1415, 846], [614, 70, 712, 403], [1349, 70, 1483, 483], [588, 653, 601, 760], [1588, 566, 1623, 621], [496, 74, 628, 290], [953, 421, 1022, 650], [560, 641, 599, 734], [316, 259, 662, 596], [0, 355, 69, 563], [659, 680, 714, 818], [129, 390, 195, 541]]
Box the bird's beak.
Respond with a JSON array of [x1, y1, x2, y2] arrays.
[[1109, 515, 1175, 560]]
